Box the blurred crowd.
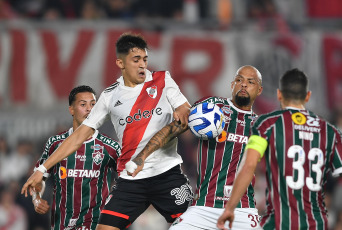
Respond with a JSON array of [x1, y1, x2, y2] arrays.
[[0, 0, 291, 30], [0, 0, 206, 21]]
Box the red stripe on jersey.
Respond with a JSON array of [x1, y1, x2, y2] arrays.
[[118, 71, 166, 173], [101, 210, 129, 220]]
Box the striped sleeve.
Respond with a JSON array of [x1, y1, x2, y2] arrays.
[[332, 128, 342, 177]]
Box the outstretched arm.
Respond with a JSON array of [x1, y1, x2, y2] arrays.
[[21, 125, 94, 197]]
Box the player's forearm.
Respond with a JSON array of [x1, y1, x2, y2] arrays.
[[225, 164, 256, 210], [43, 125, 94, 169], [133, 120, 188, 164], [225, 149, 260, 211]]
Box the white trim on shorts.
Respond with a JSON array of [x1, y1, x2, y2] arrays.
[[169, 206, 262, 230]]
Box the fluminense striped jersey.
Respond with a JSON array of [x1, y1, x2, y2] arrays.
[[35, 128, 121, 230], [252, 108, 342, 230], [192, 96, 258, 208]]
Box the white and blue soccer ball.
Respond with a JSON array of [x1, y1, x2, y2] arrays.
[[188, 102, 225, 139]]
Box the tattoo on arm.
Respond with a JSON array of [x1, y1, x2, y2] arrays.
[[134, 121, 188, 162], [134, 157, 143, 166]]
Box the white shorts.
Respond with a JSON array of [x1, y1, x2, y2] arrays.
[[169, 206, 261, 230]]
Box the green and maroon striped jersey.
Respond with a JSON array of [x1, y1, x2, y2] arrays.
[[192, 96, 258, 209], [252, 108, 342, 230], [35, 128, 121, 230]]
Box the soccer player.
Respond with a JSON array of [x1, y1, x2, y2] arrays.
[[217, 68, 342, 230], [31, 85, 120, 230], [127, 65, 263, 229], [22, 33, 193, 230]]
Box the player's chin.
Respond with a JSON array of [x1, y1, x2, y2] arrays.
[[137, 77, 146, 84]]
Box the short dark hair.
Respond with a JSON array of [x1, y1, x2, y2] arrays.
[[69, 85, 96, 106], [115, 33, 148, 57], [279, 68, 308, 101]]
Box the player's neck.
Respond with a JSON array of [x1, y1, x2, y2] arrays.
[[282, 103, 305, 110], [72, 123, 93, 139], [231, 100, 252, 111]]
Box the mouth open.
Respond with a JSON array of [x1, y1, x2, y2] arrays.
[[138, 70, 145, 78]]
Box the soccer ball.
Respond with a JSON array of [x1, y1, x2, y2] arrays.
[[188, 102, 225, 139]]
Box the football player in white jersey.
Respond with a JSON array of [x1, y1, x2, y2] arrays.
[[22, 33, 193, 230]]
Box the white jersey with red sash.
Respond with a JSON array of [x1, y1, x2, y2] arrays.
[[83, 70, 187, 180]]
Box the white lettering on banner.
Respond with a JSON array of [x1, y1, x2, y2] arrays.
[[67, 169, 100, 178], [227, 133, 248, 144], [0, 27, 332, 150]]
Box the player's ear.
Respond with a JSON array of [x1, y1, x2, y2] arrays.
[[304, 91, 311, 103], [230, 81, 234, 90], [257, 85, 263, 96], [69, 106, 74, 116], [277, 89, 282, 101], [116, 58, 124, 69]]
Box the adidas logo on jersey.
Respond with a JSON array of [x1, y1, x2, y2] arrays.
[[114, 100, 122, 107]]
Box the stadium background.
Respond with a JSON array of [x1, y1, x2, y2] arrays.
[[1, 0, 342, 229]]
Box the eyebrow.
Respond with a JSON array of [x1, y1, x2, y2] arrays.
[[236, 75, 257, 81], [78, 99, 96, 103], [132, 55, 148, 59]]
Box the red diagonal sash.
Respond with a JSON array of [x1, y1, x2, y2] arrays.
[[118, 71, 166, 173]]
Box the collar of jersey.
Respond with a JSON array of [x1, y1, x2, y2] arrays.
[[227, 98, 253, 114], [285, 106, 306, 111], [68, 127, 99, 143]]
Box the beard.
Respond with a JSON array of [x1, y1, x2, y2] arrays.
[[235, 95, 251, 107]]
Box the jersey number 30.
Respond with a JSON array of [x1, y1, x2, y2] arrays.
[[286, 145, 324, 191]]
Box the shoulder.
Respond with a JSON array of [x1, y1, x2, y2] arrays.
[[151, 70, 169, 80], [193, 96, 225, 107], [44, 130, 69, 150], [47, 130, 68, 144], [104, 82, 120, 93], [254, 110, 285, 126]]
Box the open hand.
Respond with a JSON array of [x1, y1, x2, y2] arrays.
[[21, 171, 44, 197], [217, 208, 235, 230]]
